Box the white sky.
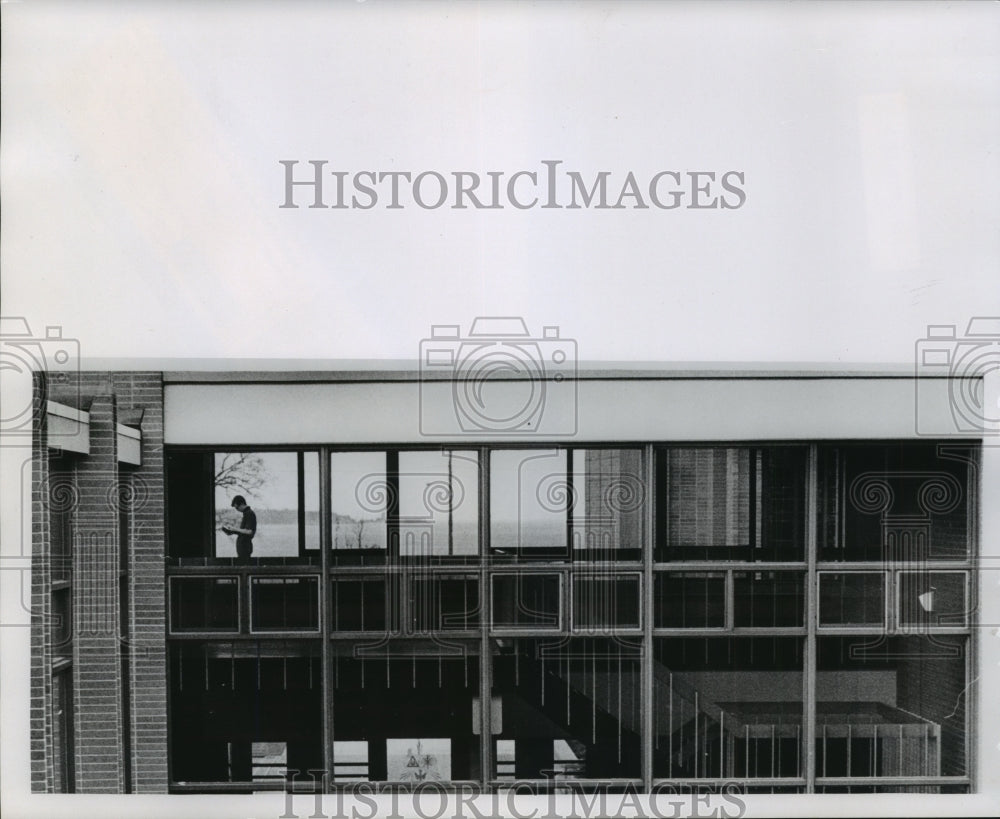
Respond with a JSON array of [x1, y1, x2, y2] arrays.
[[3, 1, 998, 366]]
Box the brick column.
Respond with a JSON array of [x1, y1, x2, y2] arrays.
[[72, 394, 124, 792], [30, 374, 54, 791], [113, 372, 168, 792]]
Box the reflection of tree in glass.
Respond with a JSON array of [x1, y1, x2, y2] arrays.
[[215, 453, 271, 495], [332, 512, 385, 549], [214, 453, 271, 527]]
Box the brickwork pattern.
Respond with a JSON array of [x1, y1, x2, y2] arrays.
[[31, 372, 168, 793]]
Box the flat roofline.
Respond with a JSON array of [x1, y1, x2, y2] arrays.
[[67, 357, 963, 382]]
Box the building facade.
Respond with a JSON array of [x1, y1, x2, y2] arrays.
[[30, 369, 983, 795]]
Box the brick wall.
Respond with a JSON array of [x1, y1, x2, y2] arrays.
[[112, 373, 168, 792], [29, 375, 54, 791], [32, 371, 168, 793], [72, 394, 125, 791]]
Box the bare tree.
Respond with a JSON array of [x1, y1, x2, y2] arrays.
[[214, 452, 270, 496], [214, 453, 271, 528]]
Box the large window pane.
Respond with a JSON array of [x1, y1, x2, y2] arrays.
[[331, 577, 388, 632], [657, 447, 805, 561], [170, 577, 239, 632], [492, 574, 561, 629], [490, 450, 567, 557], [492, 638, 642, 780], [409, 574, 480, 632], [398, 451, 479, 558], [166, 451, 215, 559], [819, 573, 885, 628], [819, 444, 973, 562], [663, 448, 750, 548], [330, 647, 480, 782], [169, 641, 323, 785], [816, 637, 968, 779], [330, 452, 388, 565], [570, 449, 644, 561], [653, 637, 804, 779], [168, 450, 318, 561], [654, 572, 726, 629], [215, 452, 313, 559], [897, 571, 968, 629], [734, 571, 805, 628], [572, 575, 641, 631], [250, 577, 319, 632]]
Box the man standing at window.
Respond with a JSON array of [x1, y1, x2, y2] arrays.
[[222, 495, 257, 562]]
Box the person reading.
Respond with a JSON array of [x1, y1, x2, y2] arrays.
[[221, 495, 257, 561]]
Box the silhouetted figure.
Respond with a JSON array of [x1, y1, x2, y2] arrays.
[[222, 495, 256, 562]]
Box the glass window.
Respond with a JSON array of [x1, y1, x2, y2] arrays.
[[50, 502, 73, 582], [331, 577, 388, 632], [52, 669, 74, 792], [662, 448, 750, 548], [169, 577, 240, 632], [168, 641, 323, 784], [572, 575, 641, 631], [816, 636, 968, 778], [491, 637, 642, 780], [818, 573, 885, 628], [491, 574, 561, 629], [570, 449, 644, 561], [654, 572, 726, 629], [819, 444, 973, 562], [734, 571, 805, 628], [52, 588, 72, 658], [302, 452, 320, 550], [897, 571, 968, 629], [490, 450, 567, 557], [166, 451, 215, 559], [657, 447, 806, 561], [167, 450, 319, 560], [215, 452, 313, 559], [250, 577, 320, 632], [653, 637, 804, 779], [398, 451, 479, 559], [409, 574, 480, 632], [331, 452, 388, 564], [330, 649, 480, 782]]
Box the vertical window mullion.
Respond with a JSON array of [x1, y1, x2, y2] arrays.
[[320, 446, 333, 790], [805, 444, 818, 792], [642, 444, 654, 791], [725, 569, 735, 631], [478, 446, 491, 788]]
